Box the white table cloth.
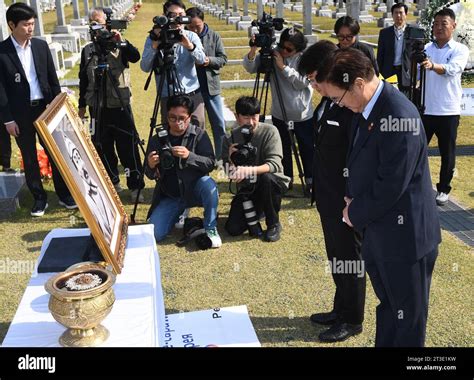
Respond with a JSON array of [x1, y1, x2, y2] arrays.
[[2, 224, 165, 347]]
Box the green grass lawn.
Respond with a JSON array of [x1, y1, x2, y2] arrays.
[[0, 0, 473, 347]]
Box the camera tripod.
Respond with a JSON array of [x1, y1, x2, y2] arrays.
[[408, 56, 426, 115], [252, 48, 308, 197], [130, 43, 185, 223], [86, 44, 147, 203]]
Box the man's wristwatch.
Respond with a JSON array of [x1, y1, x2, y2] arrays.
[[187, 43, 196, 52]]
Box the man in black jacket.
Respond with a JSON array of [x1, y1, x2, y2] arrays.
[[377, 3, 409, 92], [145, 95, 221, 247], [299, 41, 366, 342], [78, 7, 144, 201], [0, 3, 76, 216]]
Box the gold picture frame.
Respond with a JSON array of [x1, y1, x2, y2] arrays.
[[34, 92, 127, 274]]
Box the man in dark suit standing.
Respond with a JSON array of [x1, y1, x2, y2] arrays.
[[377, 2, 409, 92], [318, 48, 441, 347], [299, 41, 366, 343], [0, 3, 76, 216]]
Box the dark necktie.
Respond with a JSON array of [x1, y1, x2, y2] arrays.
[[351, 115, 363, 148]]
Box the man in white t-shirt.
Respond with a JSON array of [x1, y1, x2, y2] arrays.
[[420, 8, 469, 206]]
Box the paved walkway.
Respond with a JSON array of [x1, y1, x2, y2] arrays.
[[428, 145, 474, 157], [437, 195, 474, 247]]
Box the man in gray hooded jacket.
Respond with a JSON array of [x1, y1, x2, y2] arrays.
[[186, 7, 227, 161], [243, 27, 313, 192]]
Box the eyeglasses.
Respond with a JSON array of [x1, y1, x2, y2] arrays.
[[336, 34, 354, 41], [166, 12, 186, 18], [282, 46, 295, 53], [168, 115, 190, 123], [330, 89, 348, 107]]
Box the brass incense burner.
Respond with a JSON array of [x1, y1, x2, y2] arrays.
[[44, 262, 116, 347]]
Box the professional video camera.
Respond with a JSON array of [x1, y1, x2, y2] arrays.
[[148, 15, 191, 46], [90, 23, 127, 53], [249, 12, 284, 49], [404, 25, 429, 114], [405, 26, 427, 63], [249, 12, 284, 73], [155, 126, 175, 170], [104, 7, 128, 31], [89, 9, 128, 54], [230, 126, 257, 167]]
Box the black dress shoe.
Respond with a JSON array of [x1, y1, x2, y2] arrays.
[[319, 322, 363, 343], [264, 222, 282, 242], [310, 311, 339, 325]]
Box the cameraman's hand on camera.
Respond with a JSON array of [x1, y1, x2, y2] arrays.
[[229, 165, 256, 183], [112, 30, 123, 42], [273, 50, 285, 71], [151, 28, 161, 49], [180, 34, 194, 51], [421, 57, 433, 70], [248, 36, 259, 60], [148, 150, 160, 168], [172, 146, 190, 159], [421, 57, 444, 74], [229, 143, 239, 163]]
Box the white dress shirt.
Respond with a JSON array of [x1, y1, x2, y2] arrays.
[[11, 36, 44, 101], [362, 79, 385, 120], [393, 25, 406, 66], [424, 39, 469, 116]]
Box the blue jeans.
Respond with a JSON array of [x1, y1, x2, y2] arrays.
[[149, 176, 219, 242], [202, 92, 226, 160]]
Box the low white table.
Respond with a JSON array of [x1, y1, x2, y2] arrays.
[[2, 224, 165, 347]]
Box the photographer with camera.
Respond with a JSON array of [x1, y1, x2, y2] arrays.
[[243, 27, 313, 192], [140, 0, 206, 128], [223, 96, 290, 242], [420, 8, 469, 206], [145, 95, 221, 247], [186, 7, 227, 162], [78, 7, 145, 201]]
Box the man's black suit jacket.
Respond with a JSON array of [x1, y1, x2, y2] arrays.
[[377, 26, 396, 79], [346, 82, 441, 263], [0, 37, 60, 125], [311, 97, 353, 218]]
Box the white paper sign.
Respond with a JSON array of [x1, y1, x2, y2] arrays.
[[461, 88, 474, 116], [163, 305, 261, 348]]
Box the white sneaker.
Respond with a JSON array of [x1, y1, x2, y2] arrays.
[[114, 182, 124, 193], [436, 192, 449, 206], [175, 208, 190, 229], [206, 228, 222, 248], [130, 189, 144, 203]]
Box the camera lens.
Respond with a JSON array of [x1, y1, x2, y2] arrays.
[[160, 150, 175, 170]]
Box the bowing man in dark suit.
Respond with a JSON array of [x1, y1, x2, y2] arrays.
[[299, 41, 366, 343], [318, 48, 441, 347], [0, 3, 76, 216]]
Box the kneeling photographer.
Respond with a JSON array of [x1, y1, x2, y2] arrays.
[[145, 95, 221, 247], [243, 26, 313, 192], [78, 7, 144, 200], [223, 97, 290, 242]]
